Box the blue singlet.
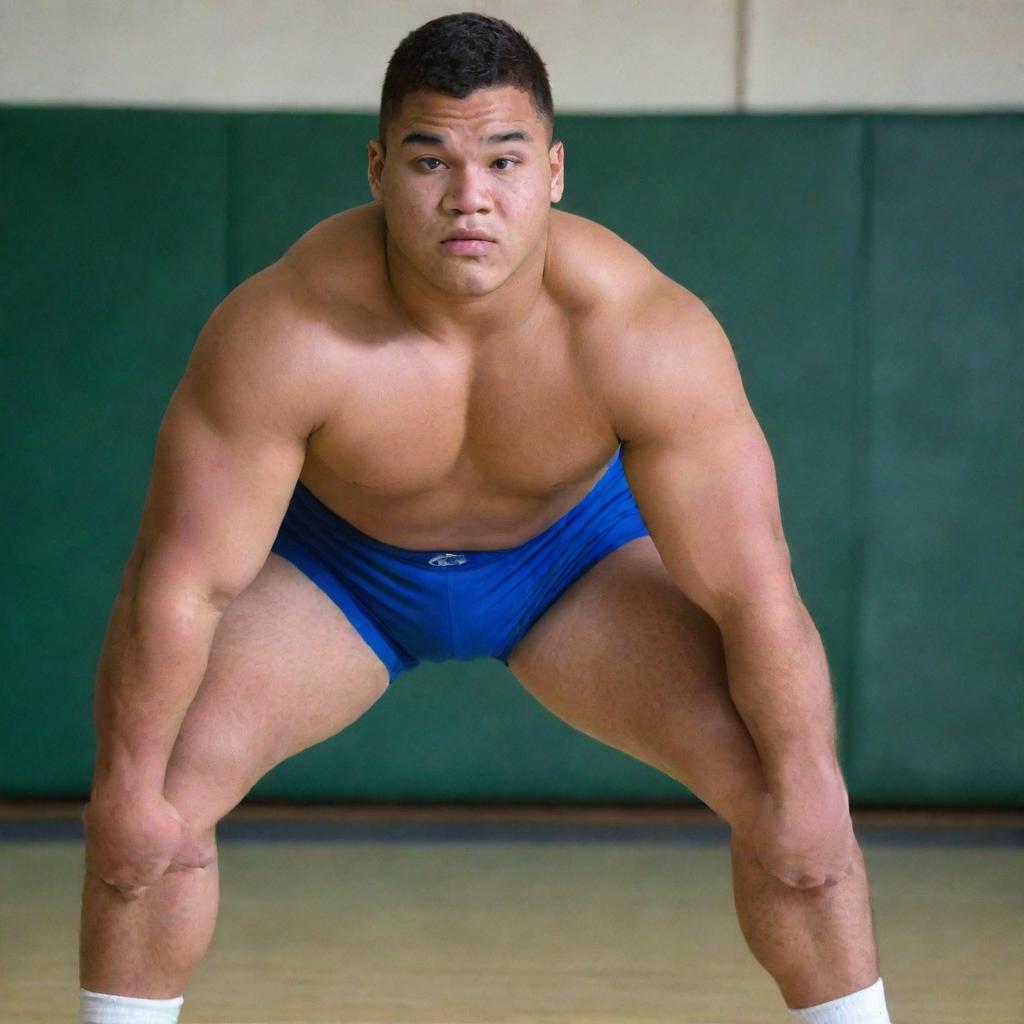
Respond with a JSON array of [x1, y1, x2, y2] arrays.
[[270, 444, 650, 684]]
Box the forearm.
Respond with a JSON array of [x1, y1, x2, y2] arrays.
[[718, 597, 842, 793], [91, 553, 225, 797]]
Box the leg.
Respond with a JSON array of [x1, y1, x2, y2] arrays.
[[506, 536, 880, 1009], [79, 552, 391, 997]]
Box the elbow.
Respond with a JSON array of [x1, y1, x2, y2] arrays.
[[712, 572, 814, 638], [121, 586, 235, 631], [125, 537, 246, 620]]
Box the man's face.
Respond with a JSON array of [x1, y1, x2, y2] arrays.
[[368, 85, 564, 297]]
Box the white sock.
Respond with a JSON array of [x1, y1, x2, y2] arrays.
[[787, 976, 891, 1023], [79, 988, 184, 1024]]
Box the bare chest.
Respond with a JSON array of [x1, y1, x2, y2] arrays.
[[301, 328, 619, 550]]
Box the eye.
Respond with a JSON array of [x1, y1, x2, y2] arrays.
[[493, 157, 518, 170], [416, 157, 444, 170]]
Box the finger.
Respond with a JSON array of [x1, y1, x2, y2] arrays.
[[165, 858, 208, 875], [197, 837, 217, 868], [106, 880, 148, 900], [173, 836, 213, 870], [174, 813, 215, 865], [793, 873, 824, 889], [102, 862, 162, 890], [190, 833, 217, 868], [167, 830, 216, 872], [774, 872, 806, 889]]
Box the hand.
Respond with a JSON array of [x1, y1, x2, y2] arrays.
[[82, 792, 215, 900], [749, 783, 855, 890]]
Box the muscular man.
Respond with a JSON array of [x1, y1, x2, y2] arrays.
[[79, 13, 892, 1024]]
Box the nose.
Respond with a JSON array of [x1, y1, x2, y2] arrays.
[[442, 166, 492, 216]]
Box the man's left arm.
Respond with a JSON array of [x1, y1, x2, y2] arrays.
[[603, 282, 854, 889]]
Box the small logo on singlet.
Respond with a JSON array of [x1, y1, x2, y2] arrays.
[[429, 552, 468, 566]]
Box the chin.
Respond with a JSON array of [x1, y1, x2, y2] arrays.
[[433, 265, 505, 296]]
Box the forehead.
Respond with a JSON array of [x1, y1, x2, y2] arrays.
[[393, 85, 543, 142]]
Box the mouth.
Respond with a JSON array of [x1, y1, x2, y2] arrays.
[[440, 238, 496, 256]]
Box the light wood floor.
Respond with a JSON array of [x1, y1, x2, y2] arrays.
[[1, 806, 1021, 1024]]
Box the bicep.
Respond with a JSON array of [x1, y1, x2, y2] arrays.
[[622, 414, 794, 622], [131, 294, 310, 604], [133, 380, 305, 604], [613, 295, 796, 623]]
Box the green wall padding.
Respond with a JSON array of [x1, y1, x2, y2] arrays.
[[1, 108, 1020, 806], [848, 116, 1024, 802], [1, 109, 228, 795]]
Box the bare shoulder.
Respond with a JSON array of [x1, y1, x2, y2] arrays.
[[603, 282, 752, 449], [275, 201, 391, 318], [549, 210, 744, 444], [548, 207, 703, 326], [181, 257, 345, 442], [548, 209, 672, 307]]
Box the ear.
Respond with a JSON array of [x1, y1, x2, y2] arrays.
[[548, 138, 565, 204], [367, 139, 386, 201]]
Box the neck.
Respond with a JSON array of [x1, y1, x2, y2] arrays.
[[383, 223, 550, 347]]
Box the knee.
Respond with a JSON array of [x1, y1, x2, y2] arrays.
[[80, 792, 219, 899], [162, 727, 262, 837], [722, 786, 769, 839], [729, 800, 864, 895], [693, 753, 769, 837], [162, 770, 239, 840], [163, 775, 216, 833]]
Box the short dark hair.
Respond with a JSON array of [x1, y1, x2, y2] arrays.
[[378, 12, 555, 148]]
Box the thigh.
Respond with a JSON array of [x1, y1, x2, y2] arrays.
[[163, 552, 390, 830], [506, 535, 767, 830]]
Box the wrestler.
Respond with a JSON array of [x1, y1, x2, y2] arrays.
[[79, 13, 891, 1024]]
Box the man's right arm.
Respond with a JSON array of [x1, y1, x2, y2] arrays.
[[86, 273, 320, 891]]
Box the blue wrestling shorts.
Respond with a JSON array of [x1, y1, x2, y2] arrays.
[[269, 444, 650, 684]]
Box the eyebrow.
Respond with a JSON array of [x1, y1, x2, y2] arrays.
[[400, 130, 534, 146]]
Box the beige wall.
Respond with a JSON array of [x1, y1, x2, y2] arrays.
[[0, 0, 1021, 110]]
